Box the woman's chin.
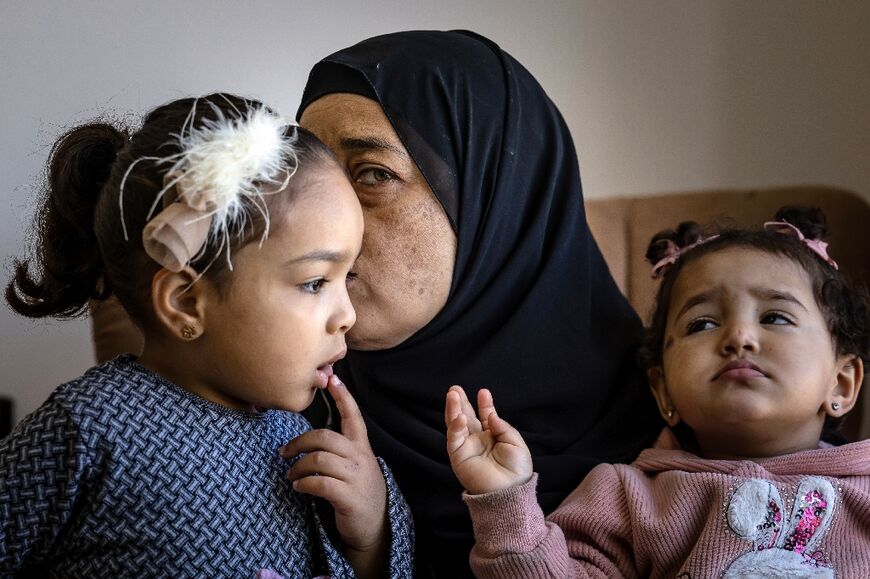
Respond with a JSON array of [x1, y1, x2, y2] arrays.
[[347, 333, 395, 351], [346, 324, 408, 351]]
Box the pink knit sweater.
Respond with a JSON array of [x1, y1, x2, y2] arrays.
[[464, 432, 870, 578]]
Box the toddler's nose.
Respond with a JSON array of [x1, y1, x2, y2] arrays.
[[719, 322, 759, 355]]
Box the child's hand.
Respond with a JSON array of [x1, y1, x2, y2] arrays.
[[280, 375, 386, 575], [445, 385, 533, 495]]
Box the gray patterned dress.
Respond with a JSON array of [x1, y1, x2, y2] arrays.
[[0, 355, 413, 577]]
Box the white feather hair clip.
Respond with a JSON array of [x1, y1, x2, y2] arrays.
[[122, 97, 298, 273]]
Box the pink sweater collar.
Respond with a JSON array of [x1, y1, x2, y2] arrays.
[[633, 428, 870, 476]]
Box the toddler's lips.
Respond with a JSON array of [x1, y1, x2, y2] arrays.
[[315, 364, 334, 389], [717, 367, 766, 381], [713, 360, 767, 382]]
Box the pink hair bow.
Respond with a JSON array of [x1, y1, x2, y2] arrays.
[[763, 221, 838, 270], [651, 235, 719, 279], [142, 173, 213, 273], [143, 201, 212, 272]]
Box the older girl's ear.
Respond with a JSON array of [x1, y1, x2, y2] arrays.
[[648, 367, 680, 426], [150, 267, 212, 341], [827, 355, 864, 417]]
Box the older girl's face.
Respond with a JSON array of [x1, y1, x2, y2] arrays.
[[300, 93, 456, 351]]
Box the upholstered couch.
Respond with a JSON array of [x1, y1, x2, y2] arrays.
[[91, 185, 870, 439]]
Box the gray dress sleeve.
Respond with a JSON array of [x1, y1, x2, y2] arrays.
[[0, 399, 93, 574]]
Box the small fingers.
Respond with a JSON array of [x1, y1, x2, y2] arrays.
[[286, 450, 346, 482], [445, 387, 465, 428], [279, 428, 353, 461], [291, 471, 345, 501], [477, 388, 496, 431], [327, 375, 368, 443], [446, 412, 469, 454], [487, 412, 528, 450]]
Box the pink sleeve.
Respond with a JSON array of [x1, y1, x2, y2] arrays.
[[551, 464, 638, 577], [463, 467, 635, 578]]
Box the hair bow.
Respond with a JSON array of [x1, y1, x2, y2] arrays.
[[763, 221, 838, 270], [123, 101, 297, 273], [650, 235, 719, 279]]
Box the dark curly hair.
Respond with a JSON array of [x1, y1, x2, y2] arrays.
[[639, 206, 870, 440], [7, 94, 338, 329]]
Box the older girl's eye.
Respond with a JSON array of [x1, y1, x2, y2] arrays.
[[355, 167, 396, 186], [761, 312, 793, 325], [687, 318, 718, 334], [300, 278, 327, 294]]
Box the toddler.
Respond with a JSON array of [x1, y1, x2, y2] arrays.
[[447, 206, 869, 577], [0, 94, 412, 578]]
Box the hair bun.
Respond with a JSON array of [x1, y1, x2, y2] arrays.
[[774, 206, 827, 241], [645, 220, 703, 265]]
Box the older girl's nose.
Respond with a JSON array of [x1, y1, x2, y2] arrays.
[[328, 289, 357, 334]]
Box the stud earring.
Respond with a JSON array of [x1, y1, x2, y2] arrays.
[[667, 409, 674, 420], [832, 402, 841, 412], [181, 325, 197, 339]]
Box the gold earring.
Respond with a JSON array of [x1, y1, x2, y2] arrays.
[[181, 325, 197, 339]]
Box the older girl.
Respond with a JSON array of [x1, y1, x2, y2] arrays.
[[1, 94, 412, 578]]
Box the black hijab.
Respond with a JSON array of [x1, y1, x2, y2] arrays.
[[298, 30, 662, 577]]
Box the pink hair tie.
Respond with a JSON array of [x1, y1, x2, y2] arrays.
[[650, 235, 719, 279], [763, 221, 839, 270]]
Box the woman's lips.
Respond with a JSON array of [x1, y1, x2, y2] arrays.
[[713, 360, 766, 381]]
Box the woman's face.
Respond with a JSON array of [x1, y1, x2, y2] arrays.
[[299, 93, 457, 350]]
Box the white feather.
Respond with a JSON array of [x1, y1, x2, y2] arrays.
[[121, 98, 298, 271], [168, 105, 298, 246]]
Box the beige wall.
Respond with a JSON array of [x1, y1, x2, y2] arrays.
[[2, 1, 869, 423]]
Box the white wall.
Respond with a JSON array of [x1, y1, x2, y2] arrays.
[[2, 1, 869, 424]]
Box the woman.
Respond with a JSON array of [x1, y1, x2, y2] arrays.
[[297, 30, 663, 577]]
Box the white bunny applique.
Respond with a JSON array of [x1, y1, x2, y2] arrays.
[[722, 477, 837, 578]]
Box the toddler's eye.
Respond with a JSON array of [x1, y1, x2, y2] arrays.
[[761, 312, 793, 325], [300, 278, 327, 294], [355, 167, 396, 186], [687, 318, 718, 334]]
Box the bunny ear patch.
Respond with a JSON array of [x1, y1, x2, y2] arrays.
[[723, 477, 838, 579], [782, 477, 837, 556], [727, 479, 784, 548]]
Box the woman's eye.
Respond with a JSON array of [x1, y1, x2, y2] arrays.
[[687, 318, 717, 334], [300, 278, 327, 294], [355, 167, 396, 186], [761, 312, 793, 325]]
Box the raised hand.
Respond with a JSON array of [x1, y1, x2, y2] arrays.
[[445, 385, 533, 495], [280, 375, 386, 578]]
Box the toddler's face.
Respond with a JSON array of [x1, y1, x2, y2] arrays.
[[194, 164, 364, 411], [650, 247, 852, 458]]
